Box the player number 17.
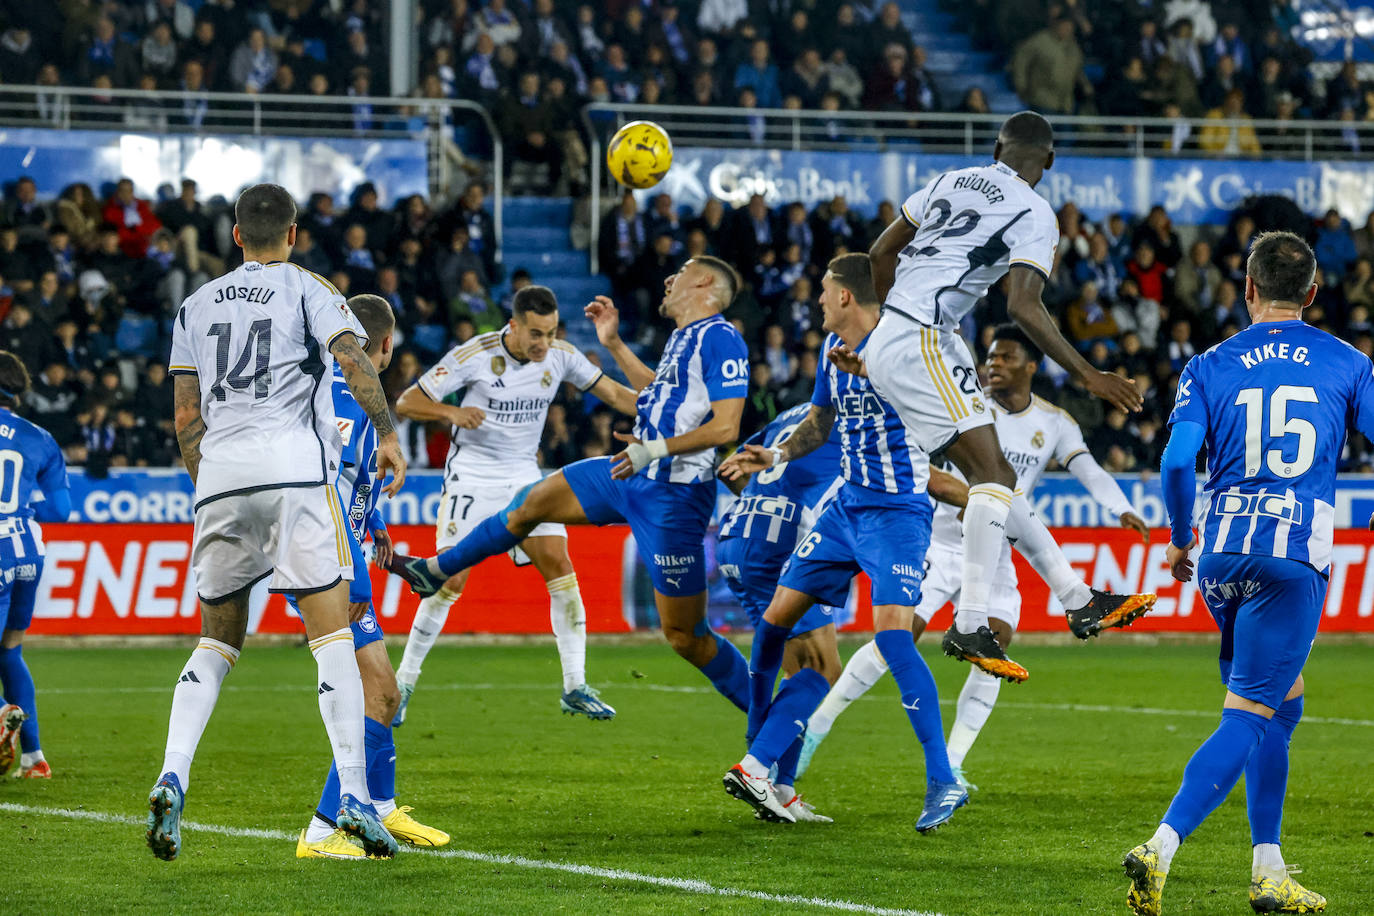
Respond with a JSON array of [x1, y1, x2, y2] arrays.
[[1234, 385, 1318, 478]]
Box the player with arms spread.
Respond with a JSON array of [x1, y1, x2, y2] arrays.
[[0, 351, 71, 779], [801, 324, 1151, 785], [391, 286, 639, 724], [1122, 233, 1351, 914], [148, 184, 406, 862], [858, 111, 1150, 681], [388, 258, 755, 712]]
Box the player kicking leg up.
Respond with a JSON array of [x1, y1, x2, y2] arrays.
[[391, 287, 639, 723], [389, 259, 755, 711], [863, 112, 1147, 682]]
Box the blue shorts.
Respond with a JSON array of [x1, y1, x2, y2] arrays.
[[1198, 553, 1326, 709], [779, 484, 931, 609], [717, 536, 835, 636], [563, 458, 714, 597], [0, 521, 43, 632]]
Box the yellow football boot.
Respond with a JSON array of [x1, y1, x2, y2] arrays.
[[1123, 841, 1167, 916], [1250, 869, 1326, 913], [295, 828, 367, 859], [382, 806, 450, 847]]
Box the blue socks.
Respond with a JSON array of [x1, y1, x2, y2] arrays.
[[745, 621, 791, 738], [1247, 696, 1302, 846], [700, 631, 750, 713], [436, 514, 520, 577], [874, 628, 953, 785], [748, 668, 829, 769], [776, 734, 804, 788], [0, 645, 38, 753], [317, 716, 396, 821], [1163, 707, 1271, 840]]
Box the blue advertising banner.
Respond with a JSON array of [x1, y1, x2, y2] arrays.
[[663, 148, 1374, 225]]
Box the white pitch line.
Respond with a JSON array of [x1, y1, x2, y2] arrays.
[[0, 802, 942, 916], [38, 681, 1374, 728]]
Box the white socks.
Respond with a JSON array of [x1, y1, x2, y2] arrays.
[[309, 629, 370, 804], [20, 749, 45, 768], [947, 668, 1002, 768], [1253, 843, 1285, 880], [396, 587, 460, 685], [306, 816, 335, 843], [1151, 824, 1181, 872], [1005, 492, 1093, 610], [548, 574, 588, 692], [808, 640, 889, 735], [740, 753, 768, 779], [957, 483, 1013, 633], [160, 636, 239, 791]]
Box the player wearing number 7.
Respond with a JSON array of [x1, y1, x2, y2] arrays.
[[1121, 232, 1367, 915]]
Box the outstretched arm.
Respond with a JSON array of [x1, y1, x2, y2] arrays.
[[869, 217, 916, 305], [610, 396, 745, 480], [396, 383, 486, 430], [173, 373, 206, 485], [585, 296, 656, 391], [1066, 452, 1150, 542], [331, 331, 407, 496], [588, 374, 641, 416], [718, 405, 836, 480]]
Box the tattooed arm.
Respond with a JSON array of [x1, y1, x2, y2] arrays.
[[173, 373, 206, 485], [330, 331, 408, 496], [718, 405, 836, 480]]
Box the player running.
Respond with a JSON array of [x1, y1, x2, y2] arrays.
[[0, 351, 70, 780], [288, 295, 449, 859], [859, 110, 1148, 682], [800, 324, 1151, 784], [718, 254, 964, 833], [387, 257, 755, 712], [149, 184, 405, 861], [715, 402, 845, 823], [1122, 233, 1346, 914], [391, 286, 639, 724]]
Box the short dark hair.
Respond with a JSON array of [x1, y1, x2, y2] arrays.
[[346, 294, 395, 353], [692, 255, 741, 308], [991, 323, 1043, 362], [512, 285, 559, 318], [826, 253, 878, 305], [235, 183, 297, 250], [998, 110, 1054, 150], [1246, 231, 1316, 306], [0, 350, 31, 405]]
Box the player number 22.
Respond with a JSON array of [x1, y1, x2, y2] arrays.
[[1234, 385, 1318, 478]]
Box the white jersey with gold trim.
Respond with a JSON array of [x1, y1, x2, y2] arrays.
[[168, 260, 365, 508], [885, 161, 1058, 331], [417, 330, 603, 481]]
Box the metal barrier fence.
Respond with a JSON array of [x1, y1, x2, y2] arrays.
[[0, 85, 504, 257]]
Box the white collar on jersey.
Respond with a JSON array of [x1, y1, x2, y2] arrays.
[[498, 327, 528, 365]]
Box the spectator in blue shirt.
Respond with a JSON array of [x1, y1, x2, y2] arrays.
[[1315, 208, 1358, 283], [734, 39, 781, 109]]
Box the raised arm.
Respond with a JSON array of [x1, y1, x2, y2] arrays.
[[331, 331, 407, 496], [585, 296, 656, 391], [173, 373, 207, 485], [611, 396, 745, 480], [869, 217, 917, 305], [719, 404, 836, 480], [588, 373, 641, 416], [1005, 266, 1142, 414]]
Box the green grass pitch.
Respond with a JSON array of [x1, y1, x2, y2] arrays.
[[5, 638, 1373, 915]]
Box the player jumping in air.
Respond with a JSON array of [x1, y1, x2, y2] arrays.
[[390, 286, 639, 725], [800, 324, 1151, 785], [0, 351, 70, 780], [856, 110, 1150, 682], [149, 184, 406, 861], [718, 254, 964, 833], [287, 295, 449, 859], [1122, 232, 1354, 915], [387, 258, 755, 713]]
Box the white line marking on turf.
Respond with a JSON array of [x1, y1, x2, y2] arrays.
[[40, 682, 1374, 728], [0, 802, 943, 916]]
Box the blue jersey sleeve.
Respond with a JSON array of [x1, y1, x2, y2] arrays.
[[699, 324, 750, 401], [1350, 352, 1374, 441], [37, 432, 69, 497], [810, 355, 833, 410], [332, 380, 369, 468], [1169, 356, 1207, 428]]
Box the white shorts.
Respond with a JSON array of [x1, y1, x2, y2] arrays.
[[192, 485, 353, 603], [436, 471, 566, 566], [866, 313, 994, 454], [912, 545, 1021, 630]]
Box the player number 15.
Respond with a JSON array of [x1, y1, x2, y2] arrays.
[[1234, 385, 1318, 478]]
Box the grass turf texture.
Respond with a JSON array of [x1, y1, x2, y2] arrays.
[[5, 639, 1373, 915]]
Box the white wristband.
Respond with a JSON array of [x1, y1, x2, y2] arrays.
[[626, 437, 670, 472], [769, 444, 787, 467]]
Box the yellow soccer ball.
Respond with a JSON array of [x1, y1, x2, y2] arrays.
[[606, 120, 673, 190]]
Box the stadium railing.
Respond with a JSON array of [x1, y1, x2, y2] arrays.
[[0, 84, 505, 256], [581, 102, 1374, 271]]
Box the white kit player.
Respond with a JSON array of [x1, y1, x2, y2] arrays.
[[847, 110, 1150, 682], [801, 324, 1151, 785], [393, 286, 639, 722], [148, 184, 406, 861]]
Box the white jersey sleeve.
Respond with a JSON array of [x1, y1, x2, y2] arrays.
[[899, 175, 940, 229], [169, 313, 196, 376], [417, 343, 485, 401], [550, 341, 604, 391], [1050, 409, 1090, 468], [303, 276, 367, 352], [1005, 196, 1058, 281]]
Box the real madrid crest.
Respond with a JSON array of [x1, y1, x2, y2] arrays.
[[971, 397, 985, 414], [446, 522, 458, 536], [1031, 430, 1044, 448], [491, 355, 506, 376], [541, 370, 552, 388]]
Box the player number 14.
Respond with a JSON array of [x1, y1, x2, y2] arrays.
[[1234, 385, 1318, 478]]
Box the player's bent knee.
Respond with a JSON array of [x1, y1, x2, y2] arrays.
[[0, 628, 23, 649]]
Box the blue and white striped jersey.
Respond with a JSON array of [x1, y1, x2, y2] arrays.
[[812, 332, 929, 498], [718, 403, 843, 547], [0, 406, 67, 566], [330, 364, 378, 551], [1170, 319, 1374, 574], [635, 313, 750, 484]]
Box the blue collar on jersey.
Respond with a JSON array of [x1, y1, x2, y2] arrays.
[[677, 312, 724, 331]]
